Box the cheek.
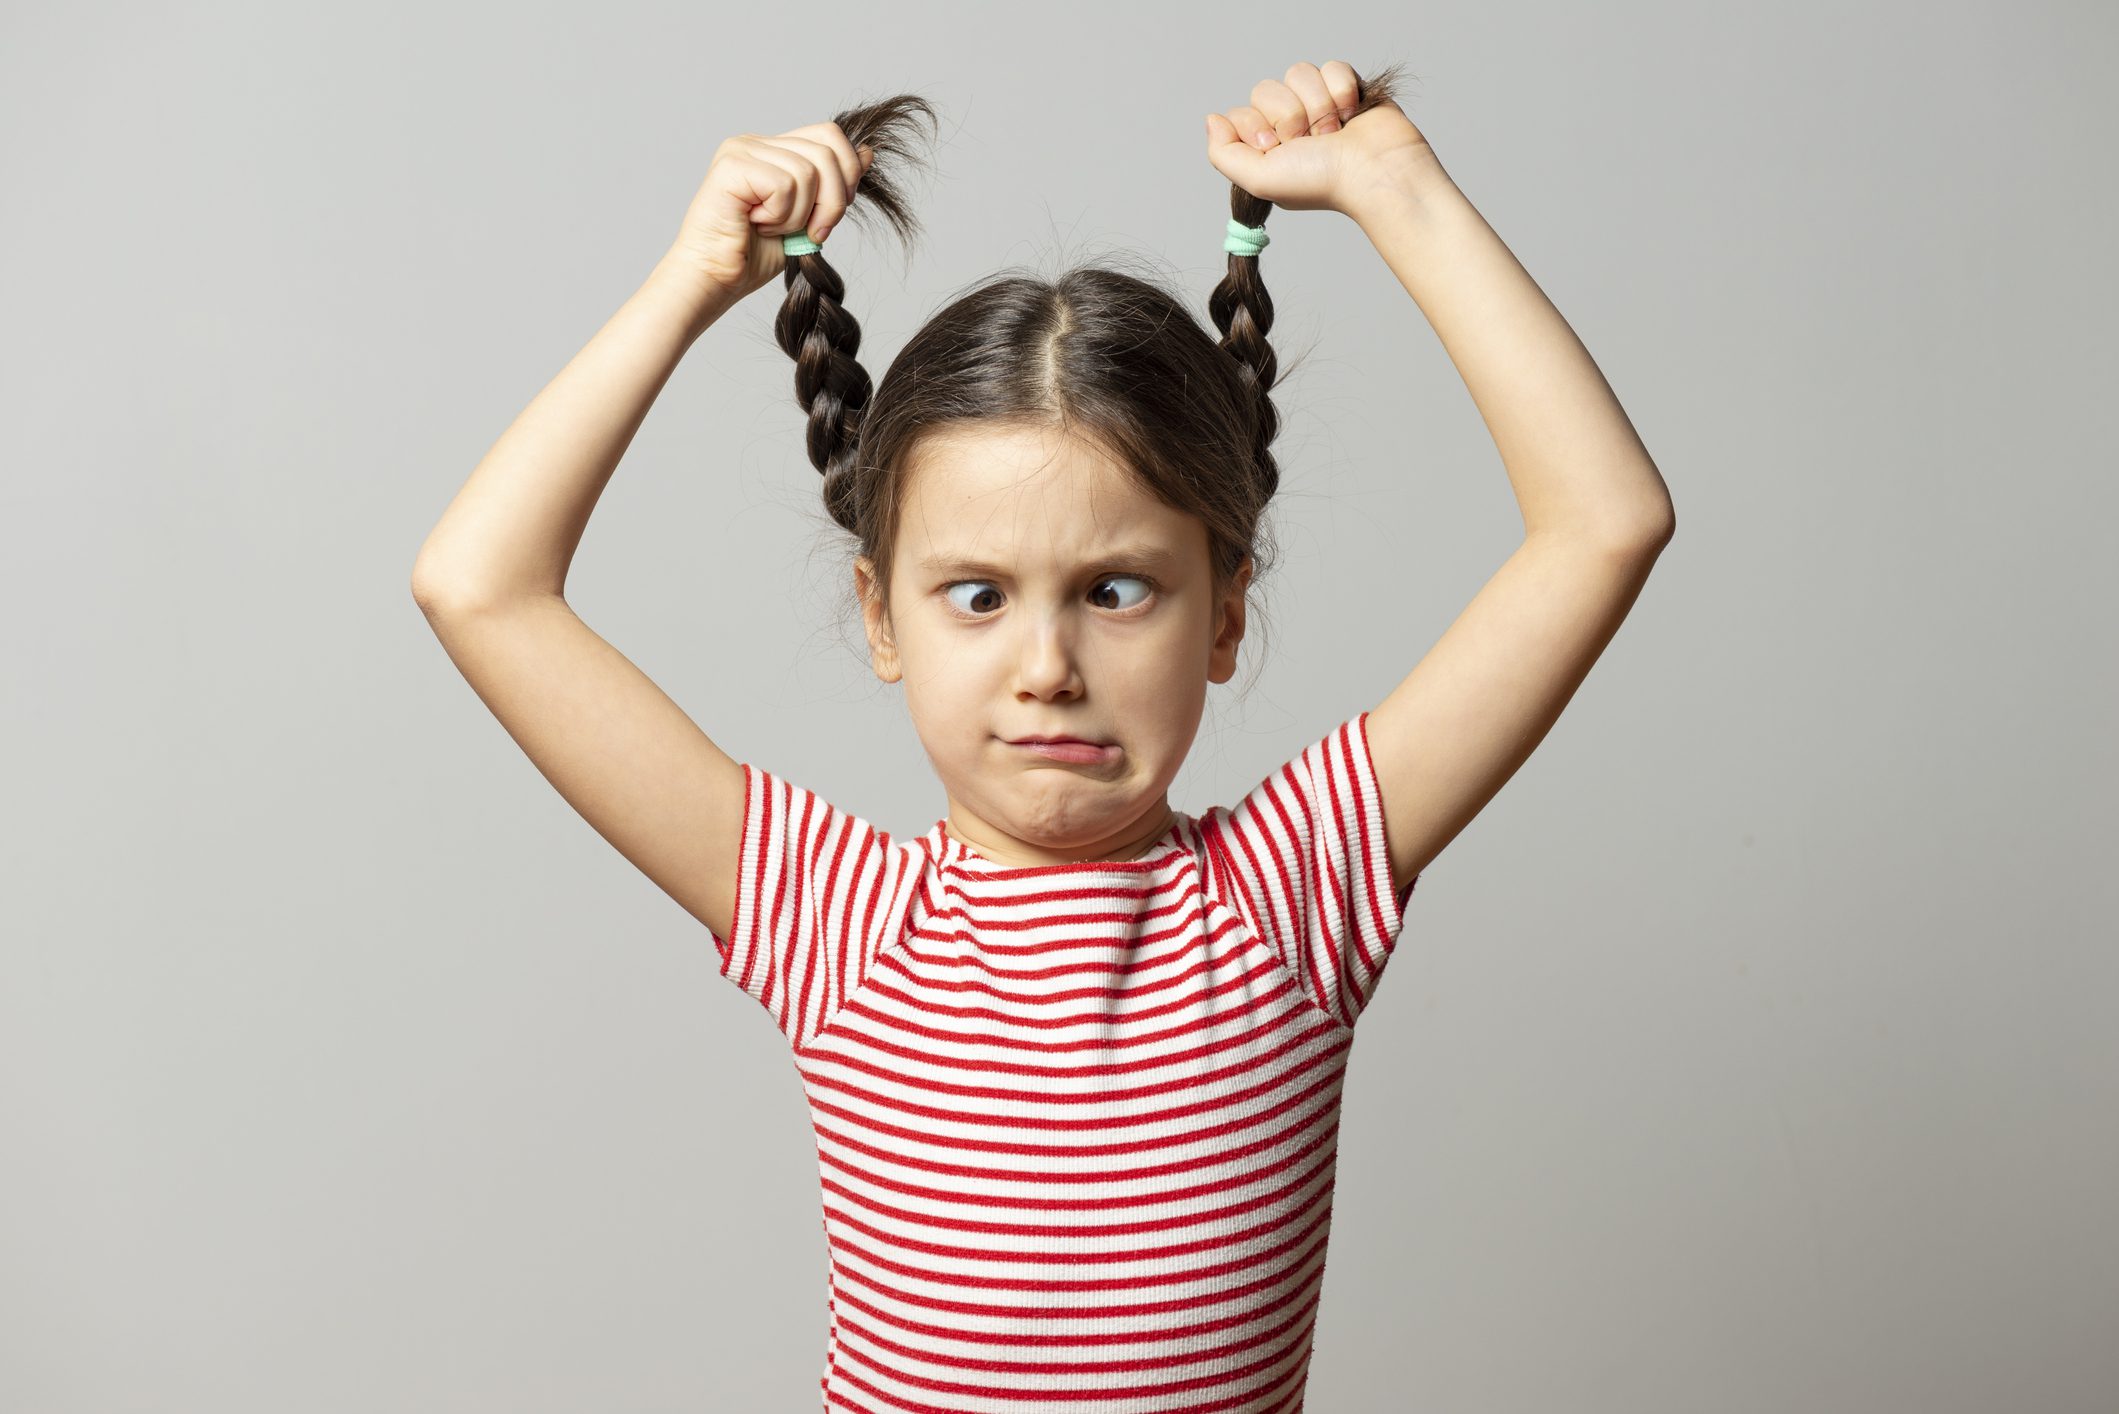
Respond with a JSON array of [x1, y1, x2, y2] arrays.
[[894, 616, 983, 682], [1115, 617, 1209, 682]]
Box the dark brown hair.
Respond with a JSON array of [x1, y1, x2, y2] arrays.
[[773, 65, 1411, 674]]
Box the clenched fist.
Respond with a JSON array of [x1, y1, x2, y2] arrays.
[[667, 122, 876, 302], [1202, 61, 1438, 216]]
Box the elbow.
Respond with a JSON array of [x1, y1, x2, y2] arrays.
[[409, 539, 493, 616], [1641, 501, 1676, 550], [1560, 503, 1674, 558], [410, 551, 480, 618], [409, 551, 448, 615], [1617, 495, 1676, 554], [410, 558, 560, 617]]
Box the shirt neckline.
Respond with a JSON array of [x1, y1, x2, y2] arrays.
[[933, 814, 1190, 875]]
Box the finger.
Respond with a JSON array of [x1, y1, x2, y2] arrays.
[[1284, 62, 1340, 134], [737, 144, 817, 235], [724, 152, 802, 233], [1225, 103, 1274, 152], [1249, 78, 1307, 145], [1204, 111, 1267, 183], [785, 120, 868, 198], [743, 141, 822, 238], [767, 133, 854, 241], [1319, 61, 1363, 122]]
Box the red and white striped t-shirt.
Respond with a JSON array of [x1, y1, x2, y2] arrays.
[[708, 711, 1418, 1412]]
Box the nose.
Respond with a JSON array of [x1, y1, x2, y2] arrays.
[[1013, 612, 1083, 703]]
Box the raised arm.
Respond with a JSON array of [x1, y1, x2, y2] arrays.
[[410, 120, 872, 943], [1206, 62, 1677, 896], [1346, 139, 1676, 894], [410, 259, 752, 941]]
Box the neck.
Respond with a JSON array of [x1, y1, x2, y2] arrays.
[[947, 799, 1178, 867]]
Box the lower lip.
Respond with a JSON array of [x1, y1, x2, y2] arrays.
[[1009, 740, 1120, 765]]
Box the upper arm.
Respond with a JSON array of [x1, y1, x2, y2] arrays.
[[413, 588, 746, 942], [1364, 525, 1672, 894]]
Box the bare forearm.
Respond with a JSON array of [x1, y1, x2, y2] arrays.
[[1347, 158, 1674, 544], [411, 257, 737, 606]]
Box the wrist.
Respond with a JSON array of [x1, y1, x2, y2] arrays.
[[1339, 148, 1463, 230], [646, 251, 740, 341]]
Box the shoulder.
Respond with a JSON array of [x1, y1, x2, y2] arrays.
[[734, 764, 939, 901]]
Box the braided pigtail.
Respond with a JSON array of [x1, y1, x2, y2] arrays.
[[773, 95, 938, 534], [1205, 184, 1285, 503], [1207, 62, 1410, 504]]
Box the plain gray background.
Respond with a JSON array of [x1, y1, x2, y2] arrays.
[[5, 1, 2113, 1410]]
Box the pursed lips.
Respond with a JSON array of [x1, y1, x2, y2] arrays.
[[1001, 735, 1122, 762]]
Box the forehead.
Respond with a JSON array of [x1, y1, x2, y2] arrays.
[[896, 423, 1203, 572]]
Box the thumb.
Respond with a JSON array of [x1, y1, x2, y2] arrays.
[[1203, 113, 1263, 186]]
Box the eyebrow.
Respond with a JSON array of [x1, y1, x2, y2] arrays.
[[916, 545, 1183, 578]]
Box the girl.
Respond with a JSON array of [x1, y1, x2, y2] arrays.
[[413, 60, 1673, 1412]]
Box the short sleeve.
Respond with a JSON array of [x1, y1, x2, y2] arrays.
[[708, 764, 917, 1052], [1192, 712, 1417, 1030]]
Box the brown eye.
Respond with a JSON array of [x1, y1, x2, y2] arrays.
[[944, 582, 1004, 616], [1090, 575, 1152, 611]]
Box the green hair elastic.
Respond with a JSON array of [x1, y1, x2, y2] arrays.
[[1224, 219, 1271, 256], [781, 231, 824, 256]]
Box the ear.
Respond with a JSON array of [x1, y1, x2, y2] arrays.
[[1207, 555, 1253, 685], [854, 555, 903, 683]]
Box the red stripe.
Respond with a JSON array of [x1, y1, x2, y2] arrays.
[[809, 1105, 1345, 1196], [1314, 725, 1358, 1028], [790, 785, 823, 1037], [825, 1263, 1325, 1342], [800, 1063, 1349, 1164]]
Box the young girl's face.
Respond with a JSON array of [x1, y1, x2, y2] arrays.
[[856, 423, 1251, 866]]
